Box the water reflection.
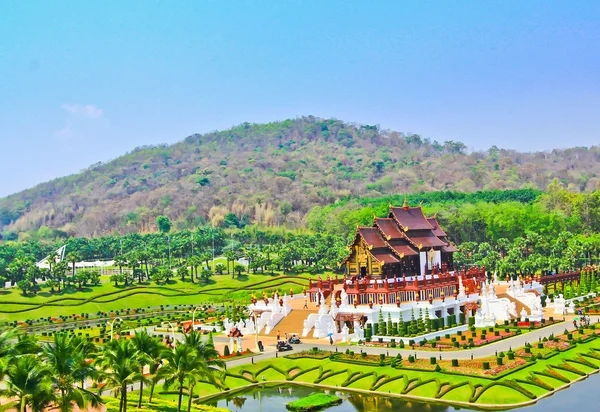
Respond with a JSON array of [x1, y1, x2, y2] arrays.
[[208, 372, 600, 412], [210, 385, 461, 412]]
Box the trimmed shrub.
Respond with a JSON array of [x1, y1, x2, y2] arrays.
[[430, 357, 437, 365], [483, 362, 490, 370], [451, 359, 459, 367]]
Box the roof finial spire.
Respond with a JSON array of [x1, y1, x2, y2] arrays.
[[402, 196, 409, 210]]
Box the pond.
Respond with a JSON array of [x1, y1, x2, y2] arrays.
[[206, 372, 600, 411]]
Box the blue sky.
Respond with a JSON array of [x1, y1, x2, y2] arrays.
[[1, 1, 599, 197]]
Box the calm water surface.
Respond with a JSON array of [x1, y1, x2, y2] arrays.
[[206, 372, 599, 412]]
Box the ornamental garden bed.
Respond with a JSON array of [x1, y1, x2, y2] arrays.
[[398, 327, 518, 351], [508, 318, 563, 330], [556, 326, 599, 343], [285, 348, 330, 360], [514, 340, 572, 358], [331, 351, 391, 365], [219, 348, 255, 361], [395, 354, 527, 377]]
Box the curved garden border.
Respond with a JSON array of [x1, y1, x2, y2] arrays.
[[0, 275, 310, 314], [195, 368, 600, 411]]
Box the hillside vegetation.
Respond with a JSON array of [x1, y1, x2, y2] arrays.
[[2, 116, 600, 237]]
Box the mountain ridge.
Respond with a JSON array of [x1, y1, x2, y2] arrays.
[[1, 116, 599, 237]]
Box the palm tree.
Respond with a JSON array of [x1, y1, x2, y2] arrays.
[[182, 331, 225, 371], [96, 339, 141, 412], [113, 255, 127, 276], [187, 256, 200, 283], [43, 333, 100, 412], [157, 345, 212, 412], [14, 333, 42, 356], [199, 252, 212, 272], [65, 252, 80, 283], [224, 250, 237, 277], [0, 354, 54, 412], [45, 252, 58, 275], [71, 335, 98, 389], [131, 330, 163, 407]]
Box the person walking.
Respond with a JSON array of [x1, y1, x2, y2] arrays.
[[329, 335, 334, 345], [277, 330, 281, 341], [303, 300, 308, 309]]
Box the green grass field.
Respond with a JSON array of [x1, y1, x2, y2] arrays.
[[0, 271, 325, 322], [186, 339, 600, 407]]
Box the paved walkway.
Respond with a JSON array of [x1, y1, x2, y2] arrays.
[[227, 315, 597, 363]]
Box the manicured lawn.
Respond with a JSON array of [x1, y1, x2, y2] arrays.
[[286, 393, 341, 411], [0, 273, 311, 322], [193, 339, 600, 407]]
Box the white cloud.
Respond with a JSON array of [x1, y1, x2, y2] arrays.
[[55, 125, 74, 137], [55, 103, 105, 138], [61, 103, 104, 119]]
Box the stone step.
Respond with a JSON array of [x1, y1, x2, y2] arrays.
[[260, 308, 318, 337]]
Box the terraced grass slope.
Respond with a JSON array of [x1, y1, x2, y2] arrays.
[[0, 274, 310, 321], [192, 339, 600, 409]]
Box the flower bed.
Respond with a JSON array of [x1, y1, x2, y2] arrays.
[[396, 356, 526, 377], [334, 352, 387, 365], [362, 341, 390, 348], [219, 348, 254, 360], [285, 349, 330, 360], [414, 329, 516, 351], [510, 318, 562, 330], [515, 341, 571, 358]]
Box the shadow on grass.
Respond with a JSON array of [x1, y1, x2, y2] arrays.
[[37, 286, 95, 298]]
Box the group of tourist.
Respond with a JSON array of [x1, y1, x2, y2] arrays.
[[574, 309, 592, 328]]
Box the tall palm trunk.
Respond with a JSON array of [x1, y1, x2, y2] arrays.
[[177, 383, 184, 412], [20, 397, 26, 412], [148, 363, 159, 403], [137, 380, 144, 407], [148, 380, 156, 403], [120, 384, 128, 412], [187, 384, 196, 412]]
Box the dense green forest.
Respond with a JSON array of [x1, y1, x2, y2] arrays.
[[2, 117, 600, 238], [3, 184, 600, 292]]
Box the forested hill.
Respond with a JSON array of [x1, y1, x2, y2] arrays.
[[1, 116, 600, 237]]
